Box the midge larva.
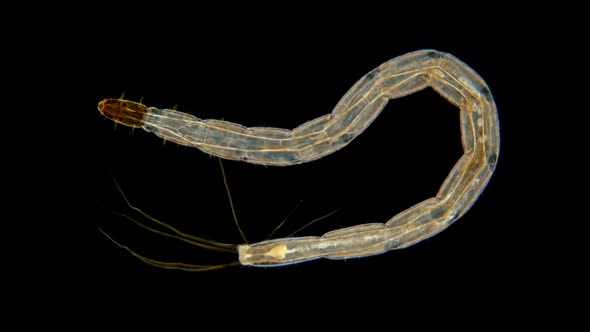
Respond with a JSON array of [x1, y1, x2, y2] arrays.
[[98, 49, 499, 269]]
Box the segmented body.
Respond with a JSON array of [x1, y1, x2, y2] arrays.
[[99, 50, 499, 267]]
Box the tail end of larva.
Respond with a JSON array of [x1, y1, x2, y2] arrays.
[[98, 98, 148, 128]]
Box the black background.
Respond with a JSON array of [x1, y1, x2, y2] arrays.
[[3, 8, 587, 291]]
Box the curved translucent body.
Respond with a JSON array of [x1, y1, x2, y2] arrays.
[[99, 50, 499, 267]]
